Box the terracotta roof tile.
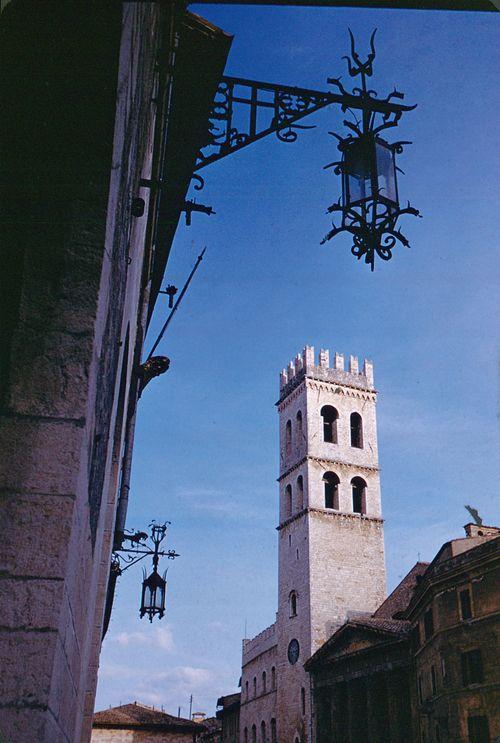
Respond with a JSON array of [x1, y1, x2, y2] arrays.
[[93, 702, 204, 732]]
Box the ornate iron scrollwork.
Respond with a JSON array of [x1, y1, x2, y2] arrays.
[[321, 30, 421, 270]]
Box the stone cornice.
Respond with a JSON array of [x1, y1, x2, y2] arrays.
[[276, 372, 376, 409], [277, 507, 384, 531], [278, 455, 379, 482]]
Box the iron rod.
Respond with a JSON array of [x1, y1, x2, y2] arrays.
[[146, 248, 206, 360]]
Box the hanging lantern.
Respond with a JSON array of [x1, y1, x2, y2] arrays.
[[140, 568, 167, 622], [322, 30, 420, 269]]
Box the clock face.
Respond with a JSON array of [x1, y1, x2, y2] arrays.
[[287, 639, 300, 665]]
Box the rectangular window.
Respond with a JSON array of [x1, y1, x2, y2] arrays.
[[424, 607, 434, 640], [431, 665, 437, 696], [461, 649, 484, 686], [460, 588, 473, 620], [467, 715, 490, 743]]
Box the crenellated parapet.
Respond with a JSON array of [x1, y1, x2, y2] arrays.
[[279, 345, 374, 400], [242, 622, 277, 665]]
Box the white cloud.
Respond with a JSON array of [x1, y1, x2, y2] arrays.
[[111, 625, 174, 652]]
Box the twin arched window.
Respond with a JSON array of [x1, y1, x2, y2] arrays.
[[323, 472, 340, 510], [321, 407, 363, 448], [323, 472, 367, 514], [321, 405, 338, 443]]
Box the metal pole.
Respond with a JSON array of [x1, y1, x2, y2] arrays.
[[147, 248, 206, 360]]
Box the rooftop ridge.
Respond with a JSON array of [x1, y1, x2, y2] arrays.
[[279, 345, 374, 397]]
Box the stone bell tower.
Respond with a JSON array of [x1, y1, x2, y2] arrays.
[[275, 346, 386, 743]]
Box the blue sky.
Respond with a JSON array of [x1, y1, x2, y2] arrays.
[[95, 5, 500, 719]]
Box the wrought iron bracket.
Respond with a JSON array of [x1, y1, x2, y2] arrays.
[[195, 72, 415, 172]]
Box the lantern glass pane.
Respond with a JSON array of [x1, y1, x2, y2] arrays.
[[375, 142, 397, 205], [344, 140, 373, 206], [144, 585, 154, 609]]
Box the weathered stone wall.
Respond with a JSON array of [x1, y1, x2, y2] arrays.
[[0, 3, 163, 741], [91, 729, 197, 743]]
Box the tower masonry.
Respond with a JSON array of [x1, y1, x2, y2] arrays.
[[276, 346, 386, 743]]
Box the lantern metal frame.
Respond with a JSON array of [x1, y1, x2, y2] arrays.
[[113, 521, 179, 622]]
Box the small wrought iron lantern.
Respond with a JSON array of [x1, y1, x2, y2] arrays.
[[140, 567, 167, 622], [112, 520, 179, 624]]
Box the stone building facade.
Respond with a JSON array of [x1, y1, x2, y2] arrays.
[[403, 524, 500, 743], [306, 525, 500, 743], [0, 3, 230, 742], [239, 346, 387, 743]]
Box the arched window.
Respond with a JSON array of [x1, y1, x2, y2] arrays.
[[253, 676, 257, 698], [321, 405, 338, 443], [285, 484, 293, 518], [296, 410, 303, 441], [262, 670, 267, 693], [352, 476, 367, 514], [245, 680, 249, 700], [252, 725, 257, 743], [323, 472, 340, 510], [261, 721, 266, 743], [271, 719, 277, 743], [301, 687, 306, 716], [271, 667, 276, 690], [289, 590, 297, 617], [297, 475, 304, 511], [244, 728, 248, 743], [286, 419, 292, 453], [350, 412, 363, 448]]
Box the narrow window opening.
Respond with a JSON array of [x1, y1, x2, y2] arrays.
[[460, 588, 473, 620], [351, 476, 366, 514], [297, 475, 304, 511], [286, 419, 292, 454], [253, 676, 257, 698], [296, 410, 303, 443], [285, 484, 292, 518], [350, 412, 363, 448], [431, 665, 437, 696], [290, 591, 297, 617], [467, 715, 490, 743], [262, 671, 267, 694], [424, 607, 434, 640], [252, 725, 257, 743], [323, 471, 340, 509], [244, 728, 248, 743], [321, 405, 338, 443], [461, 649, 483, 685], [270, 719, 277, 743], [271, 667, 276, 690], [245, 681, 249, 700], [261, 721, 266, 743]]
